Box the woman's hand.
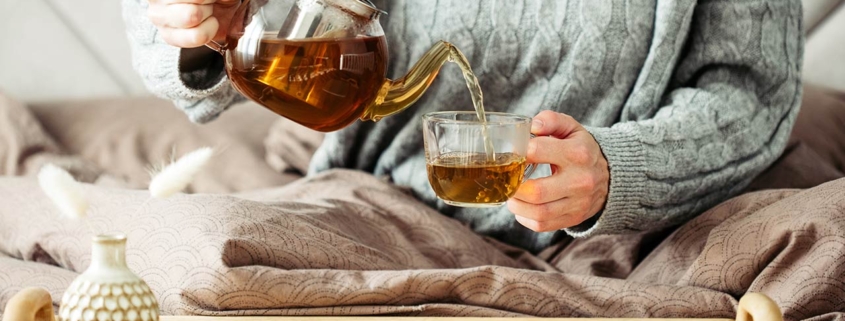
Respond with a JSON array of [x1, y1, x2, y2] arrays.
[[508, 110, 610, 232], [147, 0, 240, 48]]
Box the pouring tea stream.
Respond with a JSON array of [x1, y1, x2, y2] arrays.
[[205, 0, 495, 156]]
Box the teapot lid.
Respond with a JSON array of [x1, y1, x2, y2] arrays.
[[325, 0, 386, 19]]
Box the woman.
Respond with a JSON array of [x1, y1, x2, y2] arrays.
[[123, 0, 803, 252]]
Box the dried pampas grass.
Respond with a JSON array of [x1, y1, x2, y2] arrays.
[[38, 164, 88, 219], [37, 147, 214, 224], [148, 147, 214, 198]]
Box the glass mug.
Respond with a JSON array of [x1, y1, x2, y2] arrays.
[[423, 112, 536, 207]]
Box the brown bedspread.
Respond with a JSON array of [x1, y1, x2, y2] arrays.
[[0, 92, 844, 320], [1, 171, 844, 320]]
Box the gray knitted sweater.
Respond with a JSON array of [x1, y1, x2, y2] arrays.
[[123, 0, 803, 252]]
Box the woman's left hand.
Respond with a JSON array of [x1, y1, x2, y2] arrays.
[[507, 110, 610, 232]]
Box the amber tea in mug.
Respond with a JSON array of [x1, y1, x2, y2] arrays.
[[423, 112, 535, 207], [427, 152, 527, 205]]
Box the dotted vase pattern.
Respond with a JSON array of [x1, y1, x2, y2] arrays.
[[59, 280, 159, 321], [52, 234, 160, 321]]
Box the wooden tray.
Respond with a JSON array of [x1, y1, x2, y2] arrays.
[[161, 317, 733, 321], [1, 290, 779, 321]]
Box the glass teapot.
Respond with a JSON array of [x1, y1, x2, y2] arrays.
[[207, 0, 459, 132]]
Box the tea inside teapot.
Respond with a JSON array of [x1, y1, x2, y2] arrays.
[[227, 34, 389, 132], [218, 0, 489, 136]]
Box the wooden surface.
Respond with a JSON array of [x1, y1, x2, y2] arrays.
[[160, 317, 734, 321]]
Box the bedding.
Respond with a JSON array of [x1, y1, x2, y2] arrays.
[[26, 97, 301, 192], [0, 91, 843, 320]]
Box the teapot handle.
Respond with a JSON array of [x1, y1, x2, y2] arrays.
[[203, 0, 244, 55], [205, 40, 227, 55]]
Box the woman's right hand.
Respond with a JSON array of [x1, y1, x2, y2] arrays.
[[147, 0, 240, 48]]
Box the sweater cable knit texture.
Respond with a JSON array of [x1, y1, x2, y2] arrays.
[[122, 0, 803, 252]]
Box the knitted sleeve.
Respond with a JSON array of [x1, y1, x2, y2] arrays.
[[121, 0, 244, 123], [569, 0, 804, 237]]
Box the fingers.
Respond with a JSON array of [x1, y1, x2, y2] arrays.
[[148, 0, 235, 48], [508, 188, 606, 232], [149, 3, 213, 29], [149, 0, 238, 5], [512, 176, 558, 204], [512, 164, 604, 208], [508, 110, 610, 232], [508, 199, 585, 232], [527, 135, 596, 166], [150, 0, 216, 4], [531, 110, 582, 139], [527, 111, 597, 167], [159, 16, 220, 48], [512, 169, 600, 204]]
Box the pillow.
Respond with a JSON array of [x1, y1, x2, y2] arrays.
[[264, 117, 325, 176], [745, 85, 845, 191], [0, 170, 525, 316], [789, 85, 845, 172], [0, 92, 101, 181], [29, 98, 300, 193]]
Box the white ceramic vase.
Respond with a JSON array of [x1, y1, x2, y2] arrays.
[[58, 234, 159, 321]]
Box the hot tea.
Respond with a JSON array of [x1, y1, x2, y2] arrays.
[[216, 0, 499, 133], [427, 152, 527, 206], [227, 35, 388, 132]]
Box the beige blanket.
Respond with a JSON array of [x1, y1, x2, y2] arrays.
[[0, 93, 843, 320]]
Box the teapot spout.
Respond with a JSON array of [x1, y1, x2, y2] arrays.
[[361, 41, 455, 121]]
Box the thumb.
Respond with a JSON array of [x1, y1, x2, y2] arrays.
[[531, 110, 583, 139]]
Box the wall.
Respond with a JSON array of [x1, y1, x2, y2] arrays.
[[0, 0, 148, 102], [803, 0, 845, 92]]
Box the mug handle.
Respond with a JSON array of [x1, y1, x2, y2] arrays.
[[523, 163, 537, 182], [523, 134, 537, 181]]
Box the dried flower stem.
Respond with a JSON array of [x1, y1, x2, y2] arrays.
[[38, 147, 214, 236], [38, 164, 88, 219], [149, 147, 214, 198]]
